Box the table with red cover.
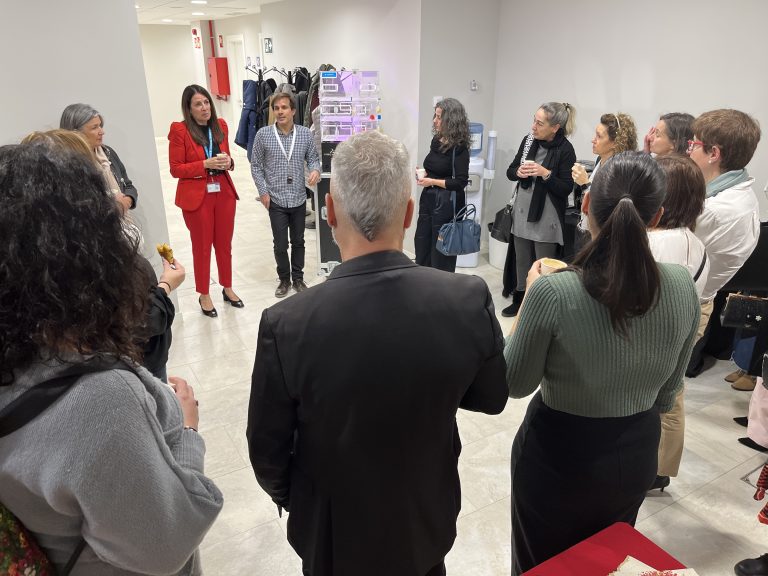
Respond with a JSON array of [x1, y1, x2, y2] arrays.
[[522, 522, 687, 575]]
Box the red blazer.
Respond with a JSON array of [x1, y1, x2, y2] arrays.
[[168, 118, 239, 211]]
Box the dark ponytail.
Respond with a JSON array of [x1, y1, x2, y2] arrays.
[[573, 152, 666, 336]]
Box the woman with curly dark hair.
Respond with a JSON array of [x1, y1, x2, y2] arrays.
[[20, 129, 187, 382], [0, 141, 222, 575], [414, 97, 471, 272], [643, 112, 694, 156], [571, 112, 638, 256]]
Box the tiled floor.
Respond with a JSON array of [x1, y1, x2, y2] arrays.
[[153, 140, 766, 575]]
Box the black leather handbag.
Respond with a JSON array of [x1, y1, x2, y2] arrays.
[[720, 293, 768, 330]]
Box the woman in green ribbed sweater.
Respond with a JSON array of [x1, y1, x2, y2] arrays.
[[504, 152, 700, 574]]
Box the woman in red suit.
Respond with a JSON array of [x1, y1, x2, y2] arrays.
[[169, 84, 243, 317]]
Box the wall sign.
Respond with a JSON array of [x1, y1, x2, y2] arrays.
[[263, 37, 273, 54]]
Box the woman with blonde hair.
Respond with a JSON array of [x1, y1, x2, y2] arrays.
[[502, 102, 577, 317], [22, 129, 97, 164]]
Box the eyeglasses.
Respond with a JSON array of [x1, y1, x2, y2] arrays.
[[687, 140, 705, 154]]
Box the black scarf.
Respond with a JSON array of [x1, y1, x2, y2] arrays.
[[519, 128, 566, 190]]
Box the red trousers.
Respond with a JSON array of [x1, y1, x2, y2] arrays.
[[182, 177, 237, 294]]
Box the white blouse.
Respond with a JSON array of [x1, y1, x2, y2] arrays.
[[648, 227, 710, 300]]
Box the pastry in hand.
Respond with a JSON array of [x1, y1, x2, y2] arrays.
[[156, 242, 174, 264]]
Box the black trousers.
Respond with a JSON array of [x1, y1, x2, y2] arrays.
[[268, 200, 306, 281], [303, 560, 445, 576], [510, 393, 659, 575], [425, 561, 446, 576], [414, 187, 464, 273]]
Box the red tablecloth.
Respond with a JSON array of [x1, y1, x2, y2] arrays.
[[522, 522, 687, 575]]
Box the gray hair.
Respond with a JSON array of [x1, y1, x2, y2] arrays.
[[331, 130, 410, 241], [60, 103, 101, 131], [539, 102, 576, 136]]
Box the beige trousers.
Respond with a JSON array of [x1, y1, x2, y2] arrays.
[[657, 299, 713, 477]]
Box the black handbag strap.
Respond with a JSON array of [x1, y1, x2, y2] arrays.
[[0, 360, 130, 574], [693, 251, 708, 282], [0, 361, 126, 437], [450, 146, 457, 215]]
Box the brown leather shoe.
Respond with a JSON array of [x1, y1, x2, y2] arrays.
[[275, 280, 291, 298], [725, 368, 747, 383], [292, 279, 308, 293], [732, 374, 757, 391]]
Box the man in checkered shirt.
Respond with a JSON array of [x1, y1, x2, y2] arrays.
[[251, 91, 321, 297]]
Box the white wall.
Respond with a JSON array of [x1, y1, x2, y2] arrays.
[[140, 24, 197, 137], [490, 0, 768, 218], [211, 14, 263, 132], [0, 0, 172, 265], [418, 0, 501, 226], [258, 0, 421, 246]]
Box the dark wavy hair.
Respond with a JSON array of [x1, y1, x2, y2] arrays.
[[573, 152, 666, 336], [434, 98, 471, 152], [181, 84, 224, 147], [656, 154, 705, 231], [0, 141, 149, 385], [659, 113, 694, 155]]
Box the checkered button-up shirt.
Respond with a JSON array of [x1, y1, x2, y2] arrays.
[[250, 123, 321, 208]]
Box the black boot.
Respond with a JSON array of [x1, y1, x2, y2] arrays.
[[502, 290, 525, 317], [735, 553, 768, 576]]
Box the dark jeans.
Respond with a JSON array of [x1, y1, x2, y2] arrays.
[[414, 187, 464, 273], [268, 200, 306, 281]]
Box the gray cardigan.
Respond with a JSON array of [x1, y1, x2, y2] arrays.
[[0, 358, 223, 575]]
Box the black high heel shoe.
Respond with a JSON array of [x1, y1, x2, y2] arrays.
[[649, 475, 670, 492], [222, 289, 245, 308], [199, 296, 218, 318]]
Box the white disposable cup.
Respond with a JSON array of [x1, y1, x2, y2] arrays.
[[540, 258, 567, 275], [523, 159, 535, 164], [416, 168, 427, 179]]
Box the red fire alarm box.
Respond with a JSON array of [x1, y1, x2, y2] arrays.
[[207, 57, 230, 96]]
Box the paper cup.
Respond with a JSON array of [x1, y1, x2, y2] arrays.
[[416, 168, 427, 179], [540, 258, 567, 275]]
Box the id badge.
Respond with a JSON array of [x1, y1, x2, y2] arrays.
[[207, 182, 221, 193]]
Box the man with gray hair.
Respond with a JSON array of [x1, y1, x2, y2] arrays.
[[246, 130, 508, 576]]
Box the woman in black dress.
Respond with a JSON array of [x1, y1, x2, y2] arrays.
[[414, 98, 471, 272]]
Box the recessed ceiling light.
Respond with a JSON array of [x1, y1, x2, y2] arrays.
[[191, 1, 207, 4], [135, 4, 140, 8], [192, 11, 204, 15], [162, 18, 173, 22]]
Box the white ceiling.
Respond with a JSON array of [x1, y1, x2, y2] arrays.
[[135, 0, 283, 25]]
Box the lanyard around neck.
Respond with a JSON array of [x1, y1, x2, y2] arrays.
[[204, 127, 214, 159], [273, 123, 296, 163]]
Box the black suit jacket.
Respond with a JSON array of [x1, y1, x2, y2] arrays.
[[246, 250, 508, 576]]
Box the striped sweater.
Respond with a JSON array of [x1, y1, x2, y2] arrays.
[[504, 263, 700, 417]]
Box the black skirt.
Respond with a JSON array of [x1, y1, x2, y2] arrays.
[[511, 392, 660, 575]]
